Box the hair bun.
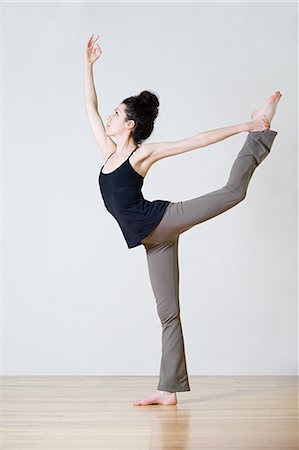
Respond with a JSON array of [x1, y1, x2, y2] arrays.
[[138, 90, 159, 119], [139, 90, 159, 108]]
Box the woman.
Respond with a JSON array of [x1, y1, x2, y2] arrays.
[[85, 34, 282, 406]]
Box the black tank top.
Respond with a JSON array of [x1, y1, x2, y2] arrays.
[[98, 146, 170, 249]]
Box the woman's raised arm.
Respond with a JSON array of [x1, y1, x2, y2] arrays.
[[84, 35, 116, 158]]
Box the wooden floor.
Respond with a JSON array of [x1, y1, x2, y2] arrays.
[[1, 376, 298, 449]]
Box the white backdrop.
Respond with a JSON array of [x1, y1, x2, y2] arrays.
[[2, 1, 298, 377]]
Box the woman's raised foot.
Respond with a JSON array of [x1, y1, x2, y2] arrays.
[[251, 90, 282, 124]]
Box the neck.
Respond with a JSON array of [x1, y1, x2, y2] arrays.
[[115, 136, 137, 155]]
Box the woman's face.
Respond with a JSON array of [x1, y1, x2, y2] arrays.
[[106, 103, 127, 135]]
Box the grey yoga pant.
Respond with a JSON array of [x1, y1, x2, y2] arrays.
[[140, 130, 278, 393]]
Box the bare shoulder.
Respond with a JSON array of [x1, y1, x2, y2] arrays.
[[136, 135, 202, 163], [134, 142, 167, 163], [135, 141, 174, 165], [130, 144, 157, 178], [135, 143, 152, 161], [131, 141, 175, 177]]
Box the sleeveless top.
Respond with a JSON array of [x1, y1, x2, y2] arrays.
[[98, 146, 171, 249]]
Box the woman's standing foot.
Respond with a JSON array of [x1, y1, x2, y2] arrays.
[[133, 389, 177, 406]]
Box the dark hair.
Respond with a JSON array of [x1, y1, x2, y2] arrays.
[[121, 90, 160, 145]]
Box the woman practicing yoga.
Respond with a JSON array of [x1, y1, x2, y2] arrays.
[[84, 34, 282, 406]]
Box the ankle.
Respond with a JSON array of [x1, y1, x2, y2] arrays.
[[158, 389, 175, 394]]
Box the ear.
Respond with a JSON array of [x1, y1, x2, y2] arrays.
[[127, 119, 135, 131]]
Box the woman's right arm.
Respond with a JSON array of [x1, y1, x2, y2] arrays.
[[84, 35, 116, 158]]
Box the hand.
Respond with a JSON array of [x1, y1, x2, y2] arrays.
[[248, 117, 271, 132], [85, 34, 102, 65]]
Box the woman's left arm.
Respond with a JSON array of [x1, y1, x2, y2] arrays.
[[144, 121, 254, 163]]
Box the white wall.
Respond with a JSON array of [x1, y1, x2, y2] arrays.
[[2, 1, 298, 376]]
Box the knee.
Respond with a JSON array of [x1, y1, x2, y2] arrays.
[[226, 183, 247, 203], [158, 307, 180, 325], [236, 190, 247, 202]]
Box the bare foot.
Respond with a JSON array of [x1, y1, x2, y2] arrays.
[[132, 389, 177, 406], [251, 91, 282, 124]]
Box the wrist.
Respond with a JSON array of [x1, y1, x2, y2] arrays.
[[240, 122, 252, 132]]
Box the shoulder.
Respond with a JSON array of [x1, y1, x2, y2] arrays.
[[134, 142, 168, 164], [131, 144, 156, 178], [129, 144, 152, 164]]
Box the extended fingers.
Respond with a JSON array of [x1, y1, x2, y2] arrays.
[[88, 34, 99, 47], [87, 34, 93, 47], [263, 118, 270, 129]]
